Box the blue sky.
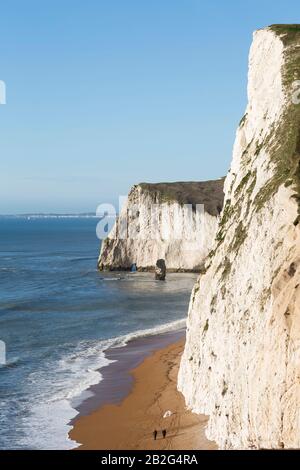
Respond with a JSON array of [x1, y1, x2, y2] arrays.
[[0, 0, 299, 214]]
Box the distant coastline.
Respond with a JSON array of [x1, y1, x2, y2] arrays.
[[0, 213, 101, 219]]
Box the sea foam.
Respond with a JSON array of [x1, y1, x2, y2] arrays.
[[17, 318, 186, 450]]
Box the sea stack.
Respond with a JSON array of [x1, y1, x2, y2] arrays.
[[178, 25, 300, 449], [155, 259, 166, 280]]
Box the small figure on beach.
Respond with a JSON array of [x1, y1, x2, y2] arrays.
[[153, 429, 158, 441], [162, 429, 167, 439]]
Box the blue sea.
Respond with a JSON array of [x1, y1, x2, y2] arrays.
[[0, 217, 196, 449]]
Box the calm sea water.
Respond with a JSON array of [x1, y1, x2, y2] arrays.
[[0, 218, 196, 449]]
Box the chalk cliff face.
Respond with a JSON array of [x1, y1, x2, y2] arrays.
[[98, 180, 224, 272], [178, 25, 300, 449]]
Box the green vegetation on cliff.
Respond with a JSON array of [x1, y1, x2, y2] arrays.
[[254, 25, 300, 222], [138, 179, 225, 216]]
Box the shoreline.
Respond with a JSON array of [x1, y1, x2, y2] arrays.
[[70, 329, 186, 421], [69, 334, 216, 450], [98, 266, 203, 273]]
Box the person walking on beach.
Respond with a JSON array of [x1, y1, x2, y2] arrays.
[[153, 430, 158, 441], [162, 429, 167, 439]]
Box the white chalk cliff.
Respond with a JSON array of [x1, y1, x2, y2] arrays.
[[98, 180, 224, 272], [178, 25, 300, 449]]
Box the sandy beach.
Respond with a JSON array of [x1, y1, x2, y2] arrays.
[[70, 338, 216, 450]]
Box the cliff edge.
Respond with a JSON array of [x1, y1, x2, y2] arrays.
[[178, 25, 300, 449]]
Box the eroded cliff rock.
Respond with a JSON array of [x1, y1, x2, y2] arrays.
[[178, 25, 300, 449], [98, 180, 224, 272]]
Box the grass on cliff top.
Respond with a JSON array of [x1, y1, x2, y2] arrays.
[[269, 24, 300, 46], [138, 179, 225, 217]]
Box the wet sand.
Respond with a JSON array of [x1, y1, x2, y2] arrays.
[[69, 337, 216, 450]]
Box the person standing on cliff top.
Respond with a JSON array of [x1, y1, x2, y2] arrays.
[[153, 430, 158, 440]]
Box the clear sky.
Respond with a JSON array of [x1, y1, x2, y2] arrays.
[[0, 0, 299, 214]]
